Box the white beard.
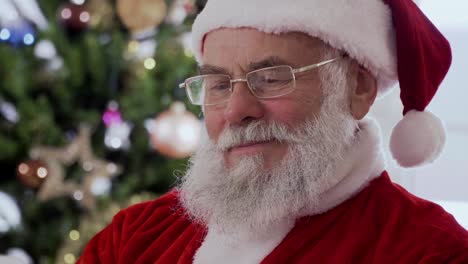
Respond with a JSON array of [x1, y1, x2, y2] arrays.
[[178, 88, 358, 239]]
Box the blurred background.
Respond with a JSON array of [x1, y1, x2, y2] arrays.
[[0, 0, 207, 263], [0, 0, 466, 263]]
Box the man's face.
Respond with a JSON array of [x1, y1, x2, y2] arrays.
[[202, 28, 328, 168], [181, 28, 359, 235]]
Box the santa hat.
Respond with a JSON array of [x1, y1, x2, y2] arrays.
[[190, 0, 452, 168]]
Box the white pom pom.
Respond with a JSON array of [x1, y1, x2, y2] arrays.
[[389, 110, 445, 168]]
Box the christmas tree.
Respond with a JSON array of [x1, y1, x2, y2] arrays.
[[0, 0, 205, 263]]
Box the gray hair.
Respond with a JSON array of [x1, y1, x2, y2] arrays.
[[317, 46, 355, 109]]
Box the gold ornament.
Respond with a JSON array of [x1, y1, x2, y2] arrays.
[[30, 125, 121, 210], [86, 0, 115, 30], [116, 0, 167, 33], [147, 102, 201, 159]]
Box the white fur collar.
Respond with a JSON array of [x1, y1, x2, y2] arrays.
[[304, 117, 385, 216], [193, 118, 385, 264]]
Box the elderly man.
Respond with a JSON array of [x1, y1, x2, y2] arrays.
[[79, 0, 468, 263]]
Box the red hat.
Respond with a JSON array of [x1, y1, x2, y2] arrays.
[[190, 0, 451, 167]]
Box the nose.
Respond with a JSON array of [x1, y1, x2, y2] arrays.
[[224, 81, 265, 126]]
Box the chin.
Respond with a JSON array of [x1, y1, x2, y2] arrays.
[[225, 142, 289, 169], [225, 151, 287, 171]]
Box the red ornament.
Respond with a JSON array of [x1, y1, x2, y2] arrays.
[[148, 102, 201, 159], [58, 3, 91, 33], [16, 160, 49, 189]]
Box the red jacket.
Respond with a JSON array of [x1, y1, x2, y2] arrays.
[[79, 172, 468, 263]]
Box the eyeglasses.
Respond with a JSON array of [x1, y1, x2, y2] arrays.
[[179, 56, 344, 106]]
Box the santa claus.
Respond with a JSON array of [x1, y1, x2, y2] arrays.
[[79, 0, 468, 263]]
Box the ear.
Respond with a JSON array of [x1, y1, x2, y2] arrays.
[[349, 65, 378, 120]]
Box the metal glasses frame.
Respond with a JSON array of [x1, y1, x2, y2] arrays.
[[179, 55, 344, 105]]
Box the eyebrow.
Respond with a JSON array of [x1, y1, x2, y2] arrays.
[[248, 56, 292, 71], [198, 64, 229, 75], [198, 56, 293, 75]]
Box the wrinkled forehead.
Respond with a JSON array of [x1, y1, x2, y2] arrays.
[[201, 28, 331, 70]]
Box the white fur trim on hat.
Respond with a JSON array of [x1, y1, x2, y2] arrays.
[[191, 0, 398, 94], [389, 110, 446, 168]]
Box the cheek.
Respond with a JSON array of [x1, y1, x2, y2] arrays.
[[269, 81, 324, 123], [204, 109, 225, 141], [264, 95, 323, 126], [202, 86, 323, 140]]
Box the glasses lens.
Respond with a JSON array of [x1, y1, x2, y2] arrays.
[[186, 75, 231, 105], [247, 66, 295, 98]]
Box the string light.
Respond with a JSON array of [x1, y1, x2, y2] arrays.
[[61, 8, 72, 19], [82, 161, 94, 172], [64, 253, 76, 264], [18, 163, 29, 175], [23, 34, 35, 45], [79, 12, 90, 23], [128, 40, 139, 53], [37, 167, 48, 178], [73, 191, 83, 201], [106, 163, 118, 174], [144, 58, 156, 70], [90, 177, 111, 196], [0, 29, 11, 41], [34, 40, 57, 60], [69, 230, 80, 241], [0, 100, 19, 123], [71, 0, 85, 5]]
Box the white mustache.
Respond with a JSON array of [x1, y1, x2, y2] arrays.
[[215, 120, 311, 151]]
